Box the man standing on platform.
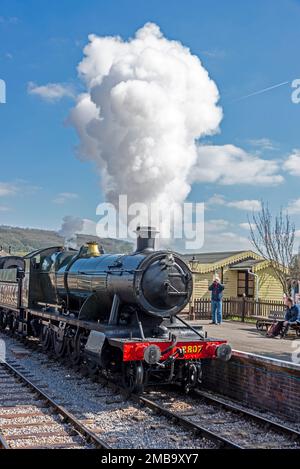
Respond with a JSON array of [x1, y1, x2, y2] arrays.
[[209, 275, 225, 325]]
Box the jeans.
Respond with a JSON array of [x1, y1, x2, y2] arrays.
[[212, 300, 222, 324], [281, 320, 300, 337]]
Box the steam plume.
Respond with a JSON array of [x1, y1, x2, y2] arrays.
[[69, 23, 222, 232], [59, 216, 83, 248]]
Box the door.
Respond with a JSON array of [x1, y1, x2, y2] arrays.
[[237, 270, 254, 298]]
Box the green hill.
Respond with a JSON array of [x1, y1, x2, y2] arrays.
[[0, 225, 133, 256]]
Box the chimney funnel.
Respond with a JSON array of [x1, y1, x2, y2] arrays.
[[135, 226, 158, 253]]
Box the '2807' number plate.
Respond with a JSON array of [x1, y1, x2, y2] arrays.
[[181, 344, 203, 355]]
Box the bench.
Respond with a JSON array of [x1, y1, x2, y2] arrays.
[[256, 310, 300, 337]]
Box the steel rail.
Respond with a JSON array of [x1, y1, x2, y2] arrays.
[[132, 394, 243, 449], [0, 360, 110, 449], [194, 389, 300, 443], [0, 432, 10, 449], [2, 330, 300, 449]]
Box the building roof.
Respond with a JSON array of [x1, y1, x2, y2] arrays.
[[182, 249, 287, 275], [182, 250, 265, 273], [182, 251, 248, 264], [229, 259, 263, 270]]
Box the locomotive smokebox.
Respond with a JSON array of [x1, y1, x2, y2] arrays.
[[135, 226, 158, 253]]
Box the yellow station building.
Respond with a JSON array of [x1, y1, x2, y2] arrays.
[[182, 250, 284, 303]]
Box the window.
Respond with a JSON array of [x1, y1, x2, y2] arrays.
[[32, 254, 41, 270], [237, 271, 254, 298]]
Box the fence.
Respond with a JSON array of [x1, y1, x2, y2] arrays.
[[189, 297, 286, 321]]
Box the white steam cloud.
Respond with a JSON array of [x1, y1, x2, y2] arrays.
[[59, 215, 84, 249], [69, 23, 222, 232]]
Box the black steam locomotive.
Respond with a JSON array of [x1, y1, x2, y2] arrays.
[[0, 226, 231, 393]]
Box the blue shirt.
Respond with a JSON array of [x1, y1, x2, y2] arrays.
[[208, 281, 224, 301], [285, 304, 300, 323]]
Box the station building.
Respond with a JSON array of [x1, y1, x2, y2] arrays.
[[182, 250, 285, 303]]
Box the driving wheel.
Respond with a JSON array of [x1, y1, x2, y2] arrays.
[[122, 361, 144, 394], [67, 331, 84, 366], [40, 325, 53, 351], [53, 331, 67, 358]]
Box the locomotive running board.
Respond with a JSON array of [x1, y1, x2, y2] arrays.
[[25, 308, 108, 333]]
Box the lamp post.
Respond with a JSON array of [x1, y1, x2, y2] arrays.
[[189, 256, 197, 272], [189, 256, 197, 320]]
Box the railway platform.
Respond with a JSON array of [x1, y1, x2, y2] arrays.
[[190, 319, 300, 363]]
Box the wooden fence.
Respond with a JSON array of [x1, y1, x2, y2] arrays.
[[188, 297, 286, 322]]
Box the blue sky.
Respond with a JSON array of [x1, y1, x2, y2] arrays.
[[0, 0, 300, 251]]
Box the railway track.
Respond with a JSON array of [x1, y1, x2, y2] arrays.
[[138, 388, 300, 449], [0, 332, 238, 449], [0, 360, 110, 449], [134, 393, 242, 449], [0, 332, 217, 449], [1, 330, 300, 449], [194, 389, 300, 445]]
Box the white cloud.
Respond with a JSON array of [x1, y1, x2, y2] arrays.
[[192, 144, 283, 186], [28, 82, 75, 102], [227, 199, 261, 211], [295, 230, 300, 239], [239, 222, 256, 230], [0, 182, 18, 197], [202, 231, 252, 251], [81, 218, 97, 235], [287, 198, 300, 215], [0, 181, 39, 200], [207, 194, 261, 212], [205, 218, 230, 232], [201, 218, 253, 251], [283, 149, 300, 176], [199, 48, 227, 59], [247, 138, 278, 151], [53, 192, 79, 204], [206, 194, 226, 206], [0, 205, 10, 212]]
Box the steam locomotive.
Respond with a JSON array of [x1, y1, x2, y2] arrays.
[[0, 226, 231, 393]]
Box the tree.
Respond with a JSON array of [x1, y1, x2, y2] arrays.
[[248, 202, 296, 295], [290, 246, 300, 280]]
